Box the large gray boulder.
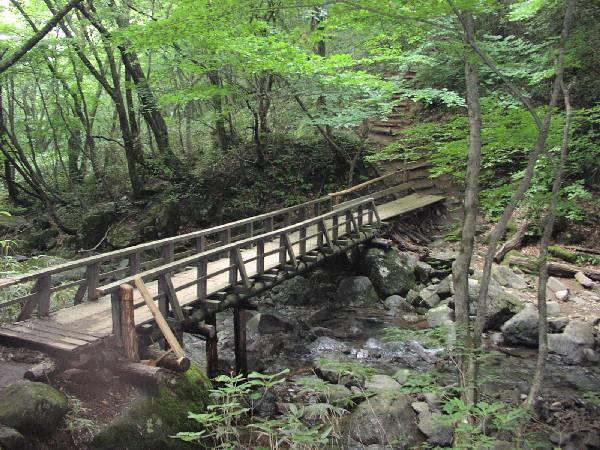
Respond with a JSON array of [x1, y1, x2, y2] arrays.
[[348, 394, 425, 447], [468, 278, 524, 330], [0, 380, 68, 435], [337, 276, 379, 306], [364, 374, 401, 394], [491, 265, 528, 290], [501, 304, 539, 347], [548, 320, 597, 364], [247, 313, 293, 334], [361, 248, 417, 296]]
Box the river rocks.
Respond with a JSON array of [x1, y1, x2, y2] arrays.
[[348, 393, 424, 447], [491, 265, 528, 290], [311, 380, 354, 408], [0, 426, 25, 449], [554, 290, 569, 302], [91, 365, 209, 450], [364, 374, 401, 394], [247, 313, 293, 334], [415, 261, 433, 282], [337, 276, 379, 306], [0, 380, 68, 435], [549, 316, 569, 333], [548, 321, 597, 364], [468, 278, 524, 330], [575, 272, 595, 289], [418, 285, 441, 308], [309, 337, 349, 353], [501, 304, 539, 347], [269, 276, 311, 305], [426, 304, 454, 328], [313, 355, 364, 387], [417, 409, 453, 447], [392, 369, 412, 385], [383, 295, 415, 315], [361, 248, 417, 297], [547, 277, 568, 294]]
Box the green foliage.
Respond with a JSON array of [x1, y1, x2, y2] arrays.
[[175, 369, 346, 449], [381, 326, 450, 348], [315, 358, 377, 382]]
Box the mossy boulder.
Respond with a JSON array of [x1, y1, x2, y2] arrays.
[[0, 380, 68, 435], [91, 365, 210, 450], [337, 276, 379, 306], [360, 248, 417, 296], [107, 222, 138, 249]]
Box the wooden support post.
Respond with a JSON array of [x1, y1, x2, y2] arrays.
[[357, 205, 364, 228], [370, 200, 381, 224], [332, 215, 339, 241], [299, 208, 307, 256], [30, 274, 52, 317], [345, 210, 352, 235], [327, 196, 334, 212], [158, 244, 174, 330], [74, 282, 87, 305], [319, 220, 332, 250], [119, 284, 139, 362], [162, 274, 184, 321], [348, 210, 360, 235], [265, 216, 274, 233], [220, 228, 231, 245], [233, 306, 247, 375], [257, 239, 265, 275], [283, 233, 297, 268], [205, 314, 218, 378], [247, 221, 254, 238], [233, 248, 251, 288], [129, 252, 141, 276], [86, 262, 99, 301], [278, 235, 287, 265], [229, 249, 238, 286], [135, 278, 189, 369], [195, 237, 207, 301], [111, 291, 122, 341]]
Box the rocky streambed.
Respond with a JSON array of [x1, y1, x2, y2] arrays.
[[181, 244, 600, 449]]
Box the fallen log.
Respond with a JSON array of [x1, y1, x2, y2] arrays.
[[370, 238, 393, 250], [565, 246, 600, 256], [507, 256, 600, 281], [494, 220, 530, 263], [24, 359, 57, 381], [140, 348, 191, 373]]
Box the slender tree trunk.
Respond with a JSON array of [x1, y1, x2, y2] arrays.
[[527, 81, 572, 407], [452, 12, 482, 409]]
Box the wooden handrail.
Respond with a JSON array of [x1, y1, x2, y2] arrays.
[[97, 197, 377, 296], [0, 195, 333, 292]]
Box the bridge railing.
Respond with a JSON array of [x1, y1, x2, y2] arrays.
[[0, 195, 334, 320], [96, 197, 380, 332]]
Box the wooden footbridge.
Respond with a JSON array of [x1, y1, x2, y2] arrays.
[[0, 165, 444, 376]]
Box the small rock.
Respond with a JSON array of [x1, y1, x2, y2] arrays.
[[411, 401, 429, 415], [247, 313, 293, 334], [392, 369, 411, 385], [575, 272, 594, 289], [554, 289, 569, 302], [492, 265, 528, 289], [417, 411, 454, 447], [0, 426, 25, 449], [337, 276, 380, 306], [547, 277, 568, 293], [422, 392, 443, 411], [419, 286, 441, 308], [415, 261, 433, 282], [365, 375, 401, 393], [583, 348, 600, 363], [309, 337, 349, 353], [426, 305, 454, 328], [547, 301, 561, 316]]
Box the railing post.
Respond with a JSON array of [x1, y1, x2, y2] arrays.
[[229, 249, 238, 286], [279, 235, 287, 265], [111, 291, 122, 341], [196, 237, 207, 301], [119, 284, 139, 362], [332, 214, 339, 241], [129, 252, 141, 276], [285, 211, 291, 227], [36, 274, 52, 317], [299, 207, 306, 256], [86, 262, 99, 302], [233, 306, 247, 375], [357, 204, 364, 228], [257, 239, 265, 275], [327, 196, 334, 212], [317, 220, 324, 248], [205, 314, 218, 378], [345, 210, 352, 235], [158, 243, 174, 321], [220, 228, 231, 245], [265, 216, 274, 233], [247, 221, 254, 238]]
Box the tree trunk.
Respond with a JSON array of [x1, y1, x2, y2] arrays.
[[527, 80, 572, 407], [452, 11, 482, 409]]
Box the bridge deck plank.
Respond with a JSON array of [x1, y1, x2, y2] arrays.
[[0, 194, 444, 354]]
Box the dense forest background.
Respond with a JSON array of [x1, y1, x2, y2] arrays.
[[0, 0, 598, 256]]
